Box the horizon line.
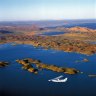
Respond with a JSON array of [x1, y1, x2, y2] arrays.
[[0, 18, 96, 22]]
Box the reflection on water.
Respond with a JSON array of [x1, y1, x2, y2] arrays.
[[0, 43, 96, 96]]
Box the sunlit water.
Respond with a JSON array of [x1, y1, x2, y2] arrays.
[[0, 43, 96, 96]]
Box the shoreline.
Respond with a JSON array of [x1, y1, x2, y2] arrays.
[[0, 39, 96, 56], [0, 26, 96, 55]]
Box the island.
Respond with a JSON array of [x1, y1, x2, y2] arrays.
[[16, 58, 80, 75]]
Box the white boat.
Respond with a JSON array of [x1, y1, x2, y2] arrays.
[[48, 75, 68, 82]]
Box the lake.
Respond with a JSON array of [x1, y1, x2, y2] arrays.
[[47, 22, 96, 30], [63, 23, 96, 29], [40, 31, 65, 36], [0, 43, 96, 96]]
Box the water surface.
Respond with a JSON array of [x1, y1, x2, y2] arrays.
[[0, 43, 96, 96], [40, 31, 65, 36]]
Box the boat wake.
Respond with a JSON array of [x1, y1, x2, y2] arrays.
[[48, 75, 68, 83]]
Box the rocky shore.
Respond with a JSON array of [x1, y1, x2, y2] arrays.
[[13, 36, 96, 55], [16, 58, 80, 75], [0, 61, 9, 67]]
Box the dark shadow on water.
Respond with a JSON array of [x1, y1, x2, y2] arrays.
[[0, 90, 13, 96]]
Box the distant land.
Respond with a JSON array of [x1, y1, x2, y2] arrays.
[[0, 19, 96, 55]]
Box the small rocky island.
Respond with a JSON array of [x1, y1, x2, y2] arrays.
[[16, 58, 80, 75], [0, 61, 9, 67]]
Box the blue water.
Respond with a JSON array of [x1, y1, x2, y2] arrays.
[[90, 42, 96, 44], [63, 23, 96, 29], [0, 43, 96, 96], [39, 22, 96, 36], [0, 30, 13, 34], [41, 31, 65, 36], [0, 20, 96, 29], [48, 23, 96, 30]]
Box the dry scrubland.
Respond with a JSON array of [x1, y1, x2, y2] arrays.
[[0, 26, 96, 55]]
